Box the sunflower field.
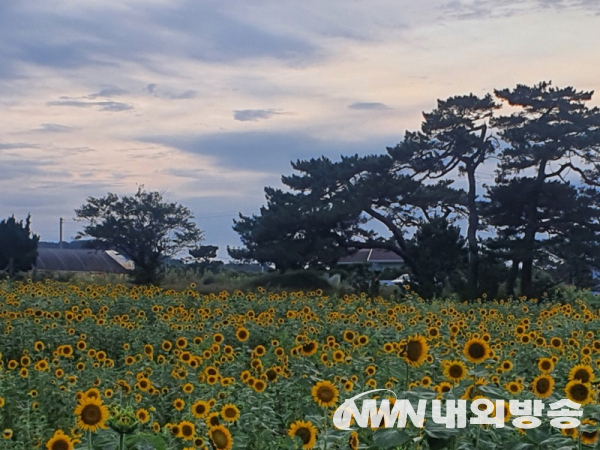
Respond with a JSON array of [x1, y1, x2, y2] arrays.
[[2, 281, 600, 450]]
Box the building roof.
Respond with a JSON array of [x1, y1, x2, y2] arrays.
[[36, 248, 130, 274], [338, 248, 403, 264]]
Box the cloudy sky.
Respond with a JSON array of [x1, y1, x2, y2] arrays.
[[1, 0, 599, 259]]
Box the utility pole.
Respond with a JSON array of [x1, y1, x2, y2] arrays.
[[59, 218, 64, 249]]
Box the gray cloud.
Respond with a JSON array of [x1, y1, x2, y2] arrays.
[[165, 168, 206, 178], [164, 90, 198, 100], [139, 131, 402, 173], [233, 109, 287, 121], [0, 1, 319, 82], [144, 84, 198, 100], [0, 142, 39, 150], [349, 102, 391, 111], [47, 100, 133, 112], [87, 87, 129, 99], [0, 158, 64, 181], [440, 0, 590, 20]]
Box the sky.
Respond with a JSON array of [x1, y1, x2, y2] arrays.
[[1, 0, 600, 260]]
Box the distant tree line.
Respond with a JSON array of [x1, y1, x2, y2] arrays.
[[228, 82, 600, 299], [1, 188, 206, 285], [0, 215, 39, 278]]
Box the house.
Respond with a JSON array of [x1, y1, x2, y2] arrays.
[[35, 248, 131, 274], [337, 248, 403, 271]]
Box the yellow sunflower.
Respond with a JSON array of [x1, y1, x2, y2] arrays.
[[46, 429, 75, 450], [136, 408, 150, 424], [191, 400, 210, 419], [288, 420, 318, 449], [531, 374, 555, 399], [173, 398, 185, 411], [442, 360, 467, 383], [311, 380, 339, 408], [463, 338, 491, 364], [177, 421, 195, 441], [209, 424, 233, 450], [436, 381, 453, 395], [565, 380, 593, 405], [580, 419, 599, 446], [220, 404, 240, 423], [402, 335, 429, 368], [537, 357, 554, 373], [74, 397, 109, 432], [569, 364, 594, 384], [235, 327, 250, 342], [301, 341, 318, 357], [349, 430, 359, 450]]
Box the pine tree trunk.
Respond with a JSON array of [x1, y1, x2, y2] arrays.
[[466, 166, 479, 300]]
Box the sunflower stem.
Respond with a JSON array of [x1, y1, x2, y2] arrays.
[[322, 408, 328, 450], [474, 423, 481, 449], [119, 431, 125, 450], [88, 430, 93, 450]]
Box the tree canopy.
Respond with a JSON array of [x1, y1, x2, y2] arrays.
[[0, 215, 39, 277], [230, 81, 600, 299], [75, 187, 203, 285]]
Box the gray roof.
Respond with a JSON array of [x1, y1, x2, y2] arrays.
[[36, 248, 129, 273], [338, 248, 403, 264]]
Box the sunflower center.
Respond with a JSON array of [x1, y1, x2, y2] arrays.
[[182, 425, 193, 437], [50, 438, 70, 450], [449, 365, 463, 378], [295, 427, 311, 444], [583, 429, 598, 440], [212, 430, 229, 448], [570, 383, 590, 401], [317, 386, 334, 402], [406, 341, 423, 361], [225, 408, 237, 418], [303, 342, 315, 353], [536, 378, 550, 393], [81, 404, 101, 425], [468, 343, 485, 359], [574, 369, 591, 383]]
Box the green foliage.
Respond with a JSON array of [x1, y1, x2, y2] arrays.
[[490, 81, 600, 296], [74, 187, 203, 285], [243, 269, 334, 292], [232, 81, 600, 299], [188, 245, 224, 275], [407, 217, 467, 298], [0, 214, 39, 277]]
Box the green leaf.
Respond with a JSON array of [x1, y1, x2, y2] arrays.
[[506, 442, 535, 450], [428, 436, 454, 450], [477, 384, 507, 399], [372, 429, 412, 448], [424, 423, 461, 439], [91, 429, 119, 450], [125, 434, 166, 450]]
